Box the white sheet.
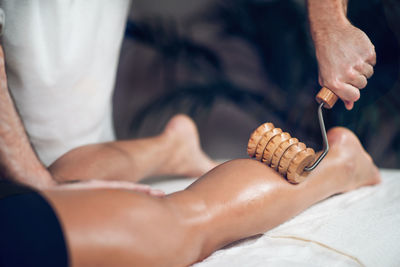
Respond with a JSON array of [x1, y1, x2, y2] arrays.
[[151, 169, 400, 266]]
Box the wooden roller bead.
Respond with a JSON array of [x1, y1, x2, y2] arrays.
[[270, 137, 299, 171], [286, 148, 316, 184], [247, 122, 317, 184], [255, 128, 282, 161], [247, 123, 275, 157], [278, 142, 306, 177], [262, 132, 291, 165]]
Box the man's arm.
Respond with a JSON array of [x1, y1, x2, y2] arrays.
[[0, 46, 164, 194], [307, 0, 376, 110], [0, 46, 54, 188]]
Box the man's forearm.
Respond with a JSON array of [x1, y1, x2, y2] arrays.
[[307, 0, 349, 39], [0, 47, 54, 188]]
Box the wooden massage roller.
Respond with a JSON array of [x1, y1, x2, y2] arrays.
[[247, 87, 338, 184]]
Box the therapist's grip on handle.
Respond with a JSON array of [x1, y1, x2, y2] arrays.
[[316, 87, 338, 109]]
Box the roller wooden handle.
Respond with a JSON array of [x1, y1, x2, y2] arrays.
[[315, 87, 338, 109]]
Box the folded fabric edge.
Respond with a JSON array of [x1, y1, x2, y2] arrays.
[[267, 235, 365, 267]]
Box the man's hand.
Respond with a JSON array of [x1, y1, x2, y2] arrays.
[[51, 180, 165, 197], [308, 0, 376, 110], [314, 23, 376, 110]]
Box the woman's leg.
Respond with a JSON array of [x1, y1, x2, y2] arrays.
[[48, 114, 217, 183], [180, 128, 380, 259], [43, 127, 380, 267]]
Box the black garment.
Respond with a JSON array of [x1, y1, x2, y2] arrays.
[[0, 180, 68, 267]]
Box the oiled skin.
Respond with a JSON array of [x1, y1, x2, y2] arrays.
[[43, 128, 380, 267]]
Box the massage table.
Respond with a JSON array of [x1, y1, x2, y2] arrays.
[[150, 169, 400, 267]]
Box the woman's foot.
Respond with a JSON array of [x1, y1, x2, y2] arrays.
[[160, 114, 218, 177], [326, 127, 381, 192]]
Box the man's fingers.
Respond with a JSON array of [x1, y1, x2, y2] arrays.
[[87, 180, 152, 191], [355, 63, 374, 79], [331, 82, 360, 103], [55, 180, 166, 196], [55, 180, 153, 192], [321, 82, 360, 110], [149, 189, 166, 197], [339, 83, 361, 110], [363, 64, 374, 79], [344, 100, 354, 110], [348, 74, 367, 90], [366, 47, 376, 66]]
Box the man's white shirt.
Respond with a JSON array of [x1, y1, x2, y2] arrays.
[[1, 0, 131, 165]]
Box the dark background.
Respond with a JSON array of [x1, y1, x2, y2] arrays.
[[113, 0, 400, 168]]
